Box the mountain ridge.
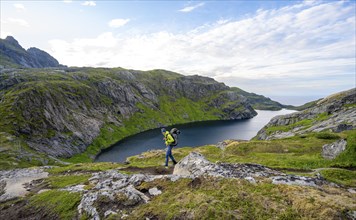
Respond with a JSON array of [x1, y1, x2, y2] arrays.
[[0, 36, 63, 68]]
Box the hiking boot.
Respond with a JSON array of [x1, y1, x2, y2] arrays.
[[173, 161, 177, 165]]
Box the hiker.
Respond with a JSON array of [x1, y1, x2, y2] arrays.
[[161, 128, 177, 168]]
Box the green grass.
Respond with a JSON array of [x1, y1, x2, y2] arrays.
[[0, 132, 60, 170], [319, 169, 356, 187], [132, 178, 291, 219], [265, 119, 313, 134], [344, 103, 356, 108], [315, 112, 330, 121], [45, 174, 91, 188], [128, 177, 352, 220], [314, 132, 340, 140], [331, 130, 356, 168], [28, 190, 81, 219], [128, 131, 356, 175]]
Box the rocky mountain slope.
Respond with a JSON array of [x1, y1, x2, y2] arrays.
[[255, 88, 356, 140], [0, 36, 62, 68], [0, 67, 261, 167]]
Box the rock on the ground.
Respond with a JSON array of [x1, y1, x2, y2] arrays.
[[148, 187, 162, 196], [0, 168, 48, 202], [72, 170, 184, 220], [174, 152, 336, 188], [321, 139, 347, 160], [216, 141, 229, 150], [173, 152, 283, 178]]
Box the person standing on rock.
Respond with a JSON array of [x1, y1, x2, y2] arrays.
[[161, 128, 177, 168]]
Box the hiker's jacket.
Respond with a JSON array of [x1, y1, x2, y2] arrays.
[[164, 131, 175, 146]]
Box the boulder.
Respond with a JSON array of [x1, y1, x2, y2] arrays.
[[321, 139, 347, 160], [173, 152, 283, 178]]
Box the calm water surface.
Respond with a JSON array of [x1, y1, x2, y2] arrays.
[[95, 109, 296, 163]]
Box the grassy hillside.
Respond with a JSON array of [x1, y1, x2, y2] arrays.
[[1, 130, 354, 220], [0, 67, 262, 168]]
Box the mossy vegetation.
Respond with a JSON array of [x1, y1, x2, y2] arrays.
[[265, 119, 313, 135], [28, 190, 81, 219], [129, 177, 353, 219], [319, 169, 356, 187], [0, 132, 60, 170], [331, 130, 356, 168], [45, 174, 91, 188]]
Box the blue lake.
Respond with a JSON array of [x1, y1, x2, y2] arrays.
[[95, 109, 296, 163]]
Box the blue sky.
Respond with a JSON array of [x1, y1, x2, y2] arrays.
[[1, 0, 355, 105]]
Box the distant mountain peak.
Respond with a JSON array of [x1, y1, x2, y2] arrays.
[[4, 36, 21, 47], [0, 36, 63, 68]]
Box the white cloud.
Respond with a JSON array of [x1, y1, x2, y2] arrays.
[[49, 1, 355, 96], [13, 3, 25, 11], [179, 2, 205, 13], [82, 1, 96, 6], [63, 0, 72, 3], [7, 18, 30, 27], [108, 19, 130, 28]]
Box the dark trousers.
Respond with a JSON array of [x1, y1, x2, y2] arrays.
[[165, 145, 177, 166]]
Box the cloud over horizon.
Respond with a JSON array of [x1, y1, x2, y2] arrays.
[[48, 1, 355, 97]]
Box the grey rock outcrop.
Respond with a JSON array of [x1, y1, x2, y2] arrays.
[[173, 152, 283, 178], [174, 152, 337, 188], [70, 170, 184, 220], [255, 89, 356, 140], [321, 139, 347, 160]]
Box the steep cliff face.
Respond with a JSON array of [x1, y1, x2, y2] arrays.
[[0, 36, 61, 68], [0, 67, 257, 160], [255, 89, 356, 140]]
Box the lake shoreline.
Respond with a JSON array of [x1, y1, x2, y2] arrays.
[[95, 109, 297, 163]]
